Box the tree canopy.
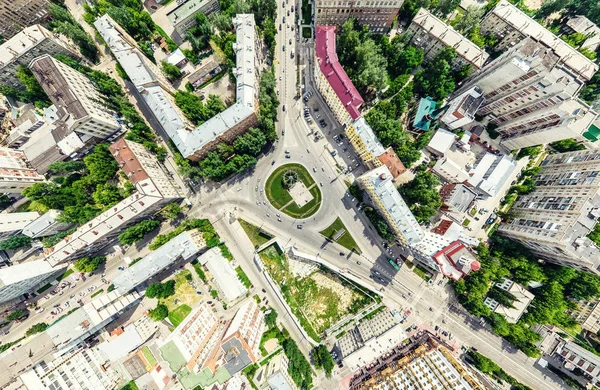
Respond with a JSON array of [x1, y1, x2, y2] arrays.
[[149, 304, 169, 321], [74, 256, 106, 273], [398, 169, 442, 223], [161, 61, 182, 80], [0, 235, 32, 250], [26, 322, 49, 336], [414, 47, 457, 101], [145, 280, 176, 299], [187, 13, 214, 52], [118, 219, 161, 245], [312, 345, 335, 377], [282, 338, 313, 389], [550, 138, 586, 153], [6, 309, 27, 322]]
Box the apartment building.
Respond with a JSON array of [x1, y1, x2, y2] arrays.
[[0, 0, 50, 39], [569, 298, 600, 334], [314, 25, 364, 127], [314, 0, 402, 33], [563, 16, 600, 52], [412, 237, 481, 280], [254, 353, 298, 390], [0, 260, 64, 304], [480, 0, 598, 82], [407, 9, 489, 71], [95, 14, 258, 161], [357, 165, 424, 246], [348, 332, 483, 390], [43, 138, 183, 266], [0, 211, 39, 239], [440, 86, 484, 130], [553, 339, 600, 388], [30, 55, 122, 141], [167, 0, 220, 39], [499, 149, 600, 273], [345, 117, 386, 169], [198, 247, 247, 301], [22, 209, 72, 238], [0, 25, 78, 88], [0, 148, 46, 193], [483, 278, 534, 323]]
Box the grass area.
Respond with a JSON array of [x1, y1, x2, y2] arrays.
[[301, 0, 312, 25], [414, 265, 431, 282], [56, 269, 74, 281], [319, 217, 361, 254], [236, 266, 252, 288], [119, 380, 139, 390], [90, 289, 104, 298], [265, 163, 321, 219], [141, 346, 157, 367], [160, 270, 201, 311], [302, 26, 312, 39], [259, 244, 374, 339], [462, 219, 471, 226], [469, 208, 477, 216], [168, 304, 192, 327], [36, 283, 52, 294], [238, 219, 273, 247]]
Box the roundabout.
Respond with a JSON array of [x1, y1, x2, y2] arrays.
[[265, 163, 322, 219]]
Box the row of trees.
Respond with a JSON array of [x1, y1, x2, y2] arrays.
[[0, 235, 32, 251], [74, 256, 106, 273], [312, 345, 335, 377], [145, 280, 176, 299], [48, 3, 99, 62], [454, 236, 600, 356], [118, 219, 161, 245]]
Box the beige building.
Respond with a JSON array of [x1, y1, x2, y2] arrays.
[[454, 37, 597, 149], [570, 299, 600, 334], [0, 25, 79, 88], [254, 353, 298, 390], [407, 8, 489, 70], [314, 0, 403, 33], [30, 55, 122, 141], [0, 148, 45, 193], [167, 0, 220, 39], [0, 0, 50, 39], [499, 149, 600, 273]]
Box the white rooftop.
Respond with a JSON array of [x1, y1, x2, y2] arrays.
[[411, 8, 489, 69], [352, 117, 386, 158], [0, 212, 40, 233], [165, 48, 186, 66], [0, 260, 58, 286], [98, 323, 144, 362], [467, 153, 518, 197], [199, 247, 247, 302], [112, 230, 206, 295], [22, 210, 61, 238], [0, 25, 57, 68], [360, 166, 424, 244], [488, 0, 599, 81], [343, 324, 407, 372], [427, 128, 456, 155]]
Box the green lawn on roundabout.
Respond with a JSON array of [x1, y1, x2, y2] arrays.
[[265, 163, 322, 219]]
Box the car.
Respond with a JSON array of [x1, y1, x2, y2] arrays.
[[306, 148, 310, 153], [118, 266, 125, 271], [374, 271, 380, 275], [279, 23, 282, 30], [289, 38, 291, 44], [356, 261, 361, 265], [291, 5, 294, 11], [313, 167, 317, 172], [319, 182, 323, 186], [255, 186, 258, 191], [297, 225, 303, 229], [278, 218, 282, 222], [35, 307, 44, 313], [266, 213, 270, 217], [339, 252, 345, 256], [282, 45, 286, 52], [282, 105, 286, 111], [285, 154, 291, 159], [282, 16, 286, 23], [282, 129, 285, 135], [378, 277, 385, 282]]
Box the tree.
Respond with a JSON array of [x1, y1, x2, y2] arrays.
[[389, 46, 424, 78], [265, 309, 278, 329], [205, 94, 227, 117], [161, 61, 182, 80], [550, 138, 586, 153], [454, 6, 484, 35], [26, 322, 48, 336], [0, 235, 32, 250], [74, 256, 106, 273], [282, 338, 313, 389], [566, 272, 600, 300], [84, 144, 119, 184], [414, 48, 457, 101], [48, 161, 87, 175], [161, 203, 182, 220], [93, 183, 123, 208], [118, 219, 161, 245], [149, 304, 169, 321], [398, 169, 442, 222], [6, 309, 27, 322], [187, 13, 213, 52], [210, 13, 233, 33], [433, 0, 462, 18], [353, 39, 388, 95], [233, 127, 267, 155], [312, 345, 335, 377], [399, 0, 432, 19], [174, 91, 208, 124], [145, 280, 176, 299]]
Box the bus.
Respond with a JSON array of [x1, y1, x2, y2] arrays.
[[388, 258, 400, 271]]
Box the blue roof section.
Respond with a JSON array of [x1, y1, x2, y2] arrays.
[[413, 97, 437, 131]]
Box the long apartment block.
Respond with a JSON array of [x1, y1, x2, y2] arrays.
[[314, 0, 403, 33], [499, 149, 600, 273]]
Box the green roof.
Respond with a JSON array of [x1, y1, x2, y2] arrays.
[[160, 341, 187, 372], [178, 366, 231, 389], [583, 124, 600, 141], [413, 97, 437, 131]]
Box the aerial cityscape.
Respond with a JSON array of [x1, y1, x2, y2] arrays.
[[1, 0, 600, 388]]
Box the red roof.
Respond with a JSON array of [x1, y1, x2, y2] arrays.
[[315, 25, 364, 120], [377, 148, 406, 178]]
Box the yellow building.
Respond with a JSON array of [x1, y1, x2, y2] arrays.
[[345, 117, 385, 168]]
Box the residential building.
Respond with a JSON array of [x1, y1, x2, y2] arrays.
[[0, 260, 64, 304], [345, 117, 385, 169], [0, 0, 50, 39], [0, 25, 78, 88], [499, 149, 600, 273], [0, 211, 39, 239], [495, 98, 598, 150], [431, 219, 480, 247], [254, 353, 298, 390], [22, 210, 72, 238], [357, 165, 424, 246], [338, 310, 407, 372], [377, 149, 406, 178], [484, 278, 534, 323], [348, 332, 483, 390], [563, 16, 600, 52], [198, 247, 247, 302], [314, 25, 364, 127], [466, 153, 518, 198], [569, 299, 600, 334], [426, 128, 457, 157], [454, 35, 599, 148], [30, 55, 123, 141], [552, 338, 600, 388], [480, 0, 598, 82], [3, 107, 45, 148], [407, 9, 489, 70], [440, 183, 477, 214], [411, 234, 480, 279], [440, 86, 484, 130], [0, 148, 46, 193], [96, 14, 258, 161], [112, 229, 206, 295], [20, 344, 119, 390], [314, 0, 402, 33], [44, 138, 183, 266], [167, 0, 220, 39], [188, 59, 223, 89], [98, 315, 158, 362]]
